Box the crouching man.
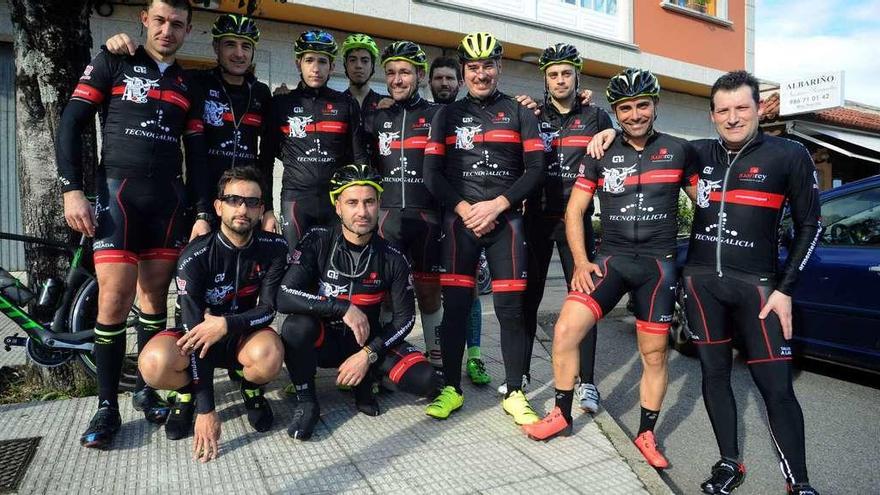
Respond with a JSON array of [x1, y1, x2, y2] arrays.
[[138, 166, 289, 462]]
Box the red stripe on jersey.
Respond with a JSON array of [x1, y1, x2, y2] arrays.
[[444, 130, 523, 145], [309, 121, 348, 133], [110, 86, 190, 111], [574, 177, 597, 193], [596, 168, 684, 187], [339, 292, 385, 306], [221, 112, 263, 127], [523, 138, 545, 152], [72, 83, 105, 104], [709, 189, 785, 209], [186, 119, 204, 133], [390, 136, 428, 150], [689, 174, 699, 187], [552, 135, 593, 148], [236, 285, 260, 298], [424, 142, 446, 155]]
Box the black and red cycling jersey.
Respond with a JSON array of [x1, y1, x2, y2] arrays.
[[174, 229, 289, 413], [276, 225, 416, 356], [574, 132, 697, 258], [259, 83, 368, 209], [189, 68, 273, 212], [423, 90, 544, 207], [345, 87, 387, 116], [533, 101, 613, 215], [57, 46, 205, 193], [364, 93, 442, 209], [685, 132, 821, 295]]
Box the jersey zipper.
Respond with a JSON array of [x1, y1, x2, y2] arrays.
[[400, 107, 407, 209], [634, 152, 642, 257], [217, 75, 253, 169], [715, 137, 757, 277]]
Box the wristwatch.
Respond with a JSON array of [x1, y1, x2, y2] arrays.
[[362, 346, 378, 364]]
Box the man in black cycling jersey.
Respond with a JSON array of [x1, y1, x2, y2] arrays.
[[278, 164, 438, 440], [684, 71, 821, 495], [523, 43, 613, 414], [423, 32, 544, 425], [57, 0, 206, 449], [341, 34, 387, 115], [104, 14, 277, 234], [362, 41, 445, 371], [426, 54, 492, 386], [523, 69, 697, 472], [138, 166, 287, 462], [259, 30, 368, 250]]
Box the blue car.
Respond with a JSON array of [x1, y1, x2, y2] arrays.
[[673, 174, 880, 373]]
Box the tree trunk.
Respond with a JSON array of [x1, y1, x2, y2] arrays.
[[9, 0, 96, 390]]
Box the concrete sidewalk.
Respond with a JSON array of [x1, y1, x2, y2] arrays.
[[0, 294, 670, 494]]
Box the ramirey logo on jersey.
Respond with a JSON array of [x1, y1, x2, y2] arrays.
[[412, 117, 429, 129], [570, 118, 585, 131], [121, 75, 159, 104], [378, 131, 400, 156], [287, 115, 313, 138], [738, 166, 767, 183], [319, 281, 348, 297], [322, 102, 338, 116], [492, 111, 510, 124], [539, 129, 560, 152], [601, 164, 638, 193], [454, 125, 481, 150], [205, 284, 234, 305], [696, 178, 722, 208], [650, 147, 674, 162], [291, 249, 302, 264], [204, 100, 230, 127]]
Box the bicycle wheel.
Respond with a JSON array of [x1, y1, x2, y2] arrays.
[[68, 278, 140, 391]]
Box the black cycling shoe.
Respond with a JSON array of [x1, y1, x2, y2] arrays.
[[700, 459, 746, 494], [788, 483, 819, 495], [131, 387, 170, 424], [80, 407, 122, 450], [288, 399, 320, 440], [354, 381, 380, 417], [164, 400, 195, 441], [241, 388, 274, 432]]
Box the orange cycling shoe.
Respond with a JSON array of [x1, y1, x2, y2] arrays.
[[634, 430, 669, 469], [521, 406, 572, 441]]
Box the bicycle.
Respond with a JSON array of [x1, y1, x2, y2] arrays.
[[0, 231, 143, 390]]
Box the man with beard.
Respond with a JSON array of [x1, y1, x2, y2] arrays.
[[278, 164, 438, 440], [137, 166, 288, 461], [521, 43, 613, 412], [57, 0, 206, 449], [522, 70, 697, 474], [429, 56, 462, 105], [259, 30, 368, 249], [423, 32, 544, 426]]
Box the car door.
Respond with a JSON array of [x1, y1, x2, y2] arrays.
[[787, 184, 880, 370]]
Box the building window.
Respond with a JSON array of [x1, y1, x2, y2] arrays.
[[561, 0, 618, 16], [669, 0, 717, 17]]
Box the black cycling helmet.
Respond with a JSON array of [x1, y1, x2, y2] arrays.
[[295, 30, 338, 61], [539, 43, 582, 71], [211, 14, 260, 45], [458, 32, 503, 62], [381, 40, 428, 71], [606, 68, 661, 106], [329, 164, 384, 204]]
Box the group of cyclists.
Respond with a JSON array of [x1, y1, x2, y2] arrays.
[[54, 1, 821, 494]]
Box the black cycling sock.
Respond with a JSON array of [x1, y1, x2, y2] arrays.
[[135, 312, 167, 390], [697, 342, 740, 460], [579, 325, 598, 383], [555, 389, 574, 422], [638, 406, 660, 434], [95, 321, 126, 410], [494, 291, 527, 392], [440, 287, 472, 391]]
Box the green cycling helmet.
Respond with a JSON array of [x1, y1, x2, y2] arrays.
[[342, 33, 380, 60]]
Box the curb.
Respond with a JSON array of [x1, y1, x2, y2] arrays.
[[534, 309, 673, 495]]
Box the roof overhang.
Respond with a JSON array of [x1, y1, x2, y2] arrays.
[[780, 120, 880, 165]]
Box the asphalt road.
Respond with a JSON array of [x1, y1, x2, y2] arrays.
[[532, 275, 880, 495]]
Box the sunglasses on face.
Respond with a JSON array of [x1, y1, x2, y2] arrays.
[[220, 195, 263, 208], [303, 31, 333, 43]]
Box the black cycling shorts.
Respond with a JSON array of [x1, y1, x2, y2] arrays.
[[439, 211, 528, 293], [683, 269, 793, 364], [93, 176, 187, 265], [280, 192, 337, 251], [155, 327, 276, 371], [567, 254, 677, 334], [378, 208, 441, 282], [314, 320, 430, 388]]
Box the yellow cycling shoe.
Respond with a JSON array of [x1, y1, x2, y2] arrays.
[[502, 390, 540, 425]]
